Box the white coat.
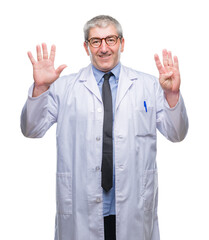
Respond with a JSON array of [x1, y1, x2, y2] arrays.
[[21, 64, 188, 240]]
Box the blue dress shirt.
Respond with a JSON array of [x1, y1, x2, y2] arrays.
[[92, 63, 121, 217]]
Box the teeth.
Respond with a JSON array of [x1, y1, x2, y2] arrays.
[[100, 55, 110, 58]]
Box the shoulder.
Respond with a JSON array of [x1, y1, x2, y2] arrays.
[[52, 65, 91, 91], [120, 65, 161, 97], [121, 65, 158, 83], [56, 65, 90, 84]]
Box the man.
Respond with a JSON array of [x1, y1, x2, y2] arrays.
[[21, 15, 188, 240]]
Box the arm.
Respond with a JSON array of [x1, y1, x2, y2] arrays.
[[21, 43, 67, 137], [21, 87, 57, 138], [154, 50, 188, 142], [155, 83, 188, 142]]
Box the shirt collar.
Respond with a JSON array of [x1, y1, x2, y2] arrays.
[[92, 62, 121, 84]]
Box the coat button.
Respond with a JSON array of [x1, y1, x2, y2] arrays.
[[119, 164, 124, 170], [96, 136, 101, 141], [97, 108, 102, 113], [96, 197, 102, 203], [96, 166, 100, 171]]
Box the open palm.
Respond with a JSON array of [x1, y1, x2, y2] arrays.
[[27, 43, 67, 96], [154, 49, 180, 94]]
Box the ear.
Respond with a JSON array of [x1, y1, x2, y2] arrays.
[[120, 38, 125, 53], [84, 42, 90, 56]]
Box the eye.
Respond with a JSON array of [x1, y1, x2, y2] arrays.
[[91, 38, 101, 45], [108, 37, 115, 42], [106, 36, 117, 45]]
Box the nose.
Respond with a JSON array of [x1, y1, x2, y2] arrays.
[[100, 39, 108, 52]]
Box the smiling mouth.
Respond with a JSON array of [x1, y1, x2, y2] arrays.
[[99, 54, 111, 59]]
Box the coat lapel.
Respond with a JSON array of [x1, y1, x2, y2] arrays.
[[79, 64, 138, 107], [115, 65, 138, 111], [79, 65, 102, 103]]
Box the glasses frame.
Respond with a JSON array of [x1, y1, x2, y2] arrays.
[[86, 35, 122, 48]]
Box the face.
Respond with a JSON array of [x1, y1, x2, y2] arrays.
[[84, 24, 124, 72]]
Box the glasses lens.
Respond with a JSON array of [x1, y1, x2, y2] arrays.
[[90, 38, 101, 47], [89, 36, 119, 48], [106, 36, 117, 46]]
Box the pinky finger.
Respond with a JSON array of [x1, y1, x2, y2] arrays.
[[27, 51, 36, 65]]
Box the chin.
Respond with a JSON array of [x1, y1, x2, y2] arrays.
[[97, 65, 112, 73], [98, 62, 116, 72]]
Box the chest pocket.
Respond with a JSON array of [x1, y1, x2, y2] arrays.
[[134, 106, 156, 137]]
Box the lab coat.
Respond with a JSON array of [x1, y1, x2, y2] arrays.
[[21, 64, 188, 240]]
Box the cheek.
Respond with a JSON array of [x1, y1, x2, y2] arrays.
[[112, 48, 121, 61]]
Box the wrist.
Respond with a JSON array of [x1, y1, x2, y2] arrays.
[[164, 90, 180, 108], [32, 84, 50, 97]]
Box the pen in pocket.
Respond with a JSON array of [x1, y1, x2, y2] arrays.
[[144, 101, 147, 112]]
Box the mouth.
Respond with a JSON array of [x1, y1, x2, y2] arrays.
[[98, 54, 111, 59]]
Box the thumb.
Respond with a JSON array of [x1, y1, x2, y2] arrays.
[[161, 71, 173, 80], [55, 64, 67, 76]]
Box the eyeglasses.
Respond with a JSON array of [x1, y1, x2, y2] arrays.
[[86, 35, 122, 48]]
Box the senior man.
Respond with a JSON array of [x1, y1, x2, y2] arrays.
[[21, 15, 188, 240]]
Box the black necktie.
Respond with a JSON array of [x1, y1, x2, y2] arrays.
[[101, 72, 113, 192]]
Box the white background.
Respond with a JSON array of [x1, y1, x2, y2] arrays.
[[0, 0, 208, 239]]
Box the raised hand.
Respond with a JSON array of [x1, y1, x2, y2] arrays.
[[154, 49, 181, 107], [27, 43, 67, 97]]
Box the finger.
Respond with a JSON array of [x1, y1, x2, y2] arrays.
[[49, 44, 56, 62], [161, 71, 173, 81], [42, 43, 48, 59], [162, 49, 169, 68], [55, 64, 67, 76], [168, 51, 173, 67], [173, 56, 179, 70], [165, 71, 173, 78], [36, 45, 42, 61], [27, 51, 36, 65], [154, 54, 165, 74]]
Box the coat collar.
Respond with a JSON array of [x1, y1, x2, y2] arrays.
[[79, 64, 102, 102], [78, 64, 138, 108]]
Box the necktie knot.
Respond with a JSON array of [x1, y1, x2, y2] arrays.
[[103, 72, 113, 82]]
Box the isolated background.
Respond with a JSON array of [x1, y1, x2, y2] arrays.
[[0, 0, 208, 239]]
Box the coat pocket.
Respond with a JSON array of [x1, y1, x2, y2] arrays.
[[141, 170, 158, 211], [134, 107, 156, 137], [56, 172, 72, 215]]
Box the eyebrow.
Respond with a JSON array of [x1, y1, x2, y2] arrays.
[[89, 35, 116, 39]]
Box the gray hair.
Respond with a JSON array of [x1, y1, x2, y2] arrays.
[[83, 15, 123, 41]]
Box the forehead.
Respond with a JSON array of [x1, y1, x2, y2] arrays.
[[88, 24, 118, 39]]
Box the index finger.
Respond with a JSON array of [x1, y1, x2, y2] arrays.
[[154, 54, 165, 74]]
